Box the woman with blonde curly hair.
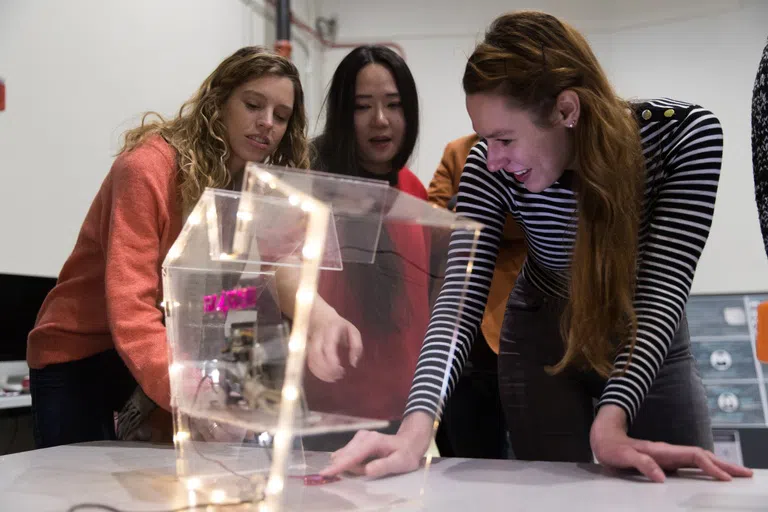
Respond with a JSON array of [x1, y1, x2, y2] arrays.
[[27, 46, 309, 447]]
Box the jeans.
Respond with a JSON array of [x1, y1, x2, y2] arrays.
[[498, 273, 713, 462], [30, 349, 138, 448], [434, 331, 508, 459]]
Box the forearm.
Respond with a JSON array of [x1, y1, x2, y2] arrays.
[[274, 261, 335, 321]]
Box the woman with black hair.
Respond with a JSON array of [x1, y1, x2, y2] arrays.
[[311, 45, 420, 183], [298, 45, 431, 447]]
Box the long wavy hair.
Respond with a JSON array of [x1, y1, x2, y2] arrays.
[[121, 46, 310, 214], [463, 11, 645, 378]]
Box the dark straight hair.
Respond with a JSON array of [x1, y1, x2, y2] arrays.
[[311, 45, 419, 181], [311, 45, 420, 337]]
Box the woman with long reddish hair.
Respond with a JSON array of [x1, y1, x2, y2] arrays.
[[322, 11, 753, 483]]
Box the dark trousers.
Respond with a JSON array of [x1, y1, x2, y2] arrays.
[[498, 273, 713, 462], [30, 349, 137, 448], [435, 331, 508, 459]]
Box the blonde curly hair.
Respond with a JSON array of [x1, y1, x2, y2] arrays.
[[120, 46, 310, 214]]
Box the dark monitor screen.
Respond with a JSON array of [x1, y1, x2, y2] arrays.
[[0, 273, 57, 362]]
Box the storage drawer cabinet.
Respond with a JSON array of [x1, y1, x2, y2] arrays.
[[686, 296, 750, 338], [705, 383, 766, 426], [691, 340, 758, 381]]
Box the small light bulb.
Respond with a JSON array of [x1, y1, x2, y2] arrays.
[[273, 431, 290, 450], [169, 362, 183, 376], [301, 242, 321, 260], [237, 211, 253, 221], [266, 476, 284, 495], [296, 287, 314, 305], [174, 431, 190, 443], [288, 195, 300, 206], [282, 385, 298, 401], [185, 477, 201, 491], [210, 489, 227, 504], [288, 337, 304, 352]]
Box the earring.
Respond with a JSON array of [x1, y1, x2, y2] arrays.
[[568, 121, 576, 128]]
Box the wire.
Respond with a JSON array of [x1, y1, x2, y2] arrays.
[[187, 376, 265, 484], [67, 375, 278, 512], [66, 499, 252, 512], [339, 246, 447, 280]]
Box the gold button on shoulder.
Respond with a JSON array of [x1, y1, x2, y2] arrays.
[[642, 109, 652, 120], [664, 108, 675, 118]]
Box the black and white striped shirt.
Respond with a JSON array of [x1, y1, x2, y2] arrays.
[[405, 98, 723, 424]]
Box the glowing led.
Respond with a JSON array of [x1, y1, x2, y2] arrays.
[[266, 476, 284, 495], [174, 431, 190, 443], [273, 431, 290, 450], [288, 336, 304, 352], [296, 287, 314, 304], [282, 385, 299, 401], [210, 489, 226, 504], [301, 242, 321, 260]]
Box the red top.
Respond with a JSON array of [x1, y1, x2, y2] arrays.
[[303, 168, 431, 420], [27, 137, 181, 411]]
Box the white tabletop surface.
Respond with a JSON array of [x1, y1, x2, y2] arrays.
[[0, 394, 31, 410], [0, 361, 31, 410], [0, 441, 766, 511]]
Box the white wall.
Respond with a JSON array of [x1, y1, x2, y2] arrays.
[[593, 0, 768, 294], [0, 0, 322, 278], [316, 0, 768, 294], [3, 0, 767, 295]]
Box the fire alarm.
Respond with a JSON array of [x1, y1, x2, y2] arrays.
[[0, 78, 5, 111]]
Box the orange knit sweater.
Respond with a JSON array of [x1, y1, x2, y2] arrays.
[[27, 136, 181, 411]]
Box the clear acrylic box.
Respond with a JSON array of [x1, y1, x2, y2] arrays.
[[162, 163, 485, 511]]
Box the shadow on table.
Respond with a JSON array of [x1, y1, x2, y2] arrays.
[[74, 440, 174, 450], [681, 492, 768, 511], [441, 459, 608, 486]]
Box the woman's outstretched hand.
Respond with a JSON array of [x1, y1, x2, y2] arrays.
[[590, 405, 754, 482], [319, 412, 435, 478]]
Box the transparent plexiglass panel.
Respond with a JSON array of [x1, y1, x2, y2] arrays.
[[162, 164, 485, 511]]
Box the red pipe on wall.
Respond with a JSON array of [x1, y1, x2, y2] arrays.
[[274, 0, 292, 58], [264, 0, 406, 59]]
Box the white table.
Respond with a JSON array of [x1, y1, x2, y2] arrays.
[[0, 362, 31, 411], [0, 442, 766, 511], [0, 394, 31, 410]]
